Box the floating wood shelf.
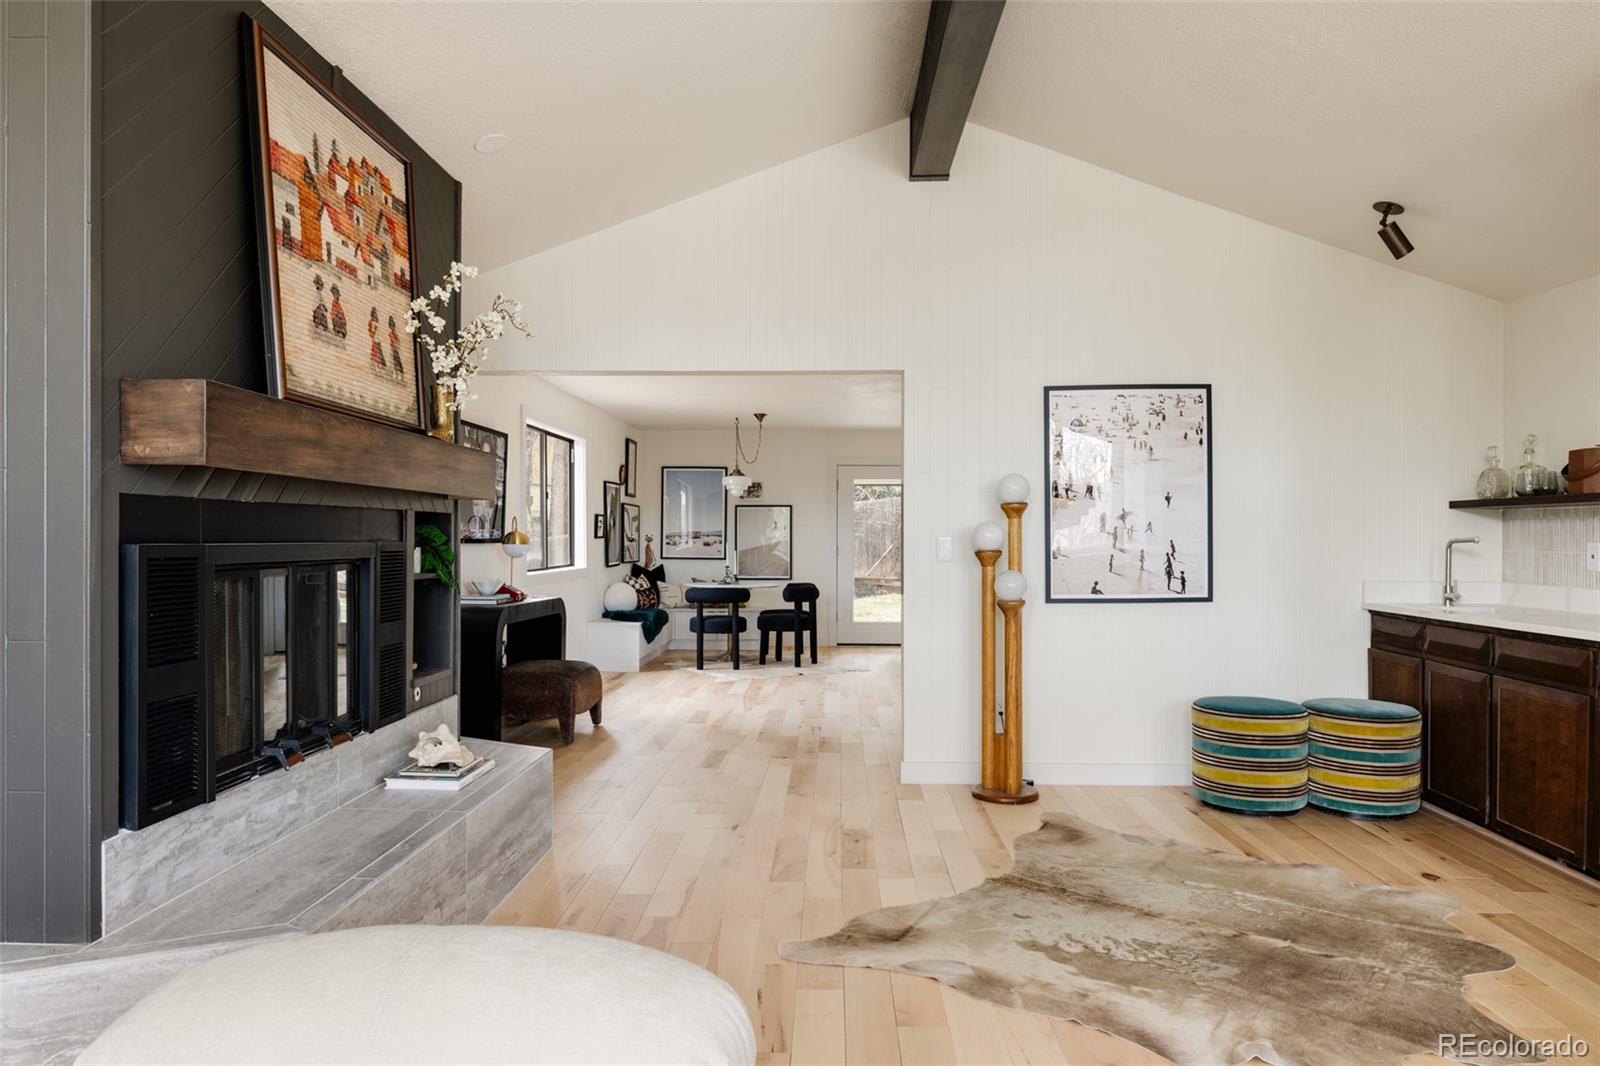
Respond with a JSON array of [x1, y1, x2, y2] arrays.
[[1449, 493, 1600, 510], [120, 378, 495, 500]]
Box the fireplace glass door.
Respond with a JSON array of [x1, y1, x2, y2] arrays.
[[210, 561, 363, 789]]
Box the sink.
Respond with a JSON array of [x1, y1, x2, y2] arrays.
[[1441, 604, 1498, 614]]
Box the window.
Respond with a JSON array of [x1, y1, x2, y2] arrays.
[[525, 425, 575, 571]]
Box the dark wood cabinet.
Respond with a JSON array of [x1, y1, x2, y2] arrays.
[[1422, 662, 1491, 822], [1492, 677, 1591, 865], [1368, 611, 1598, 878]]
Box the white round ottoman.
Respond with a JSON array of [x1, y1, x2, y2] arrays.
[[77, 925, 755, 1065]]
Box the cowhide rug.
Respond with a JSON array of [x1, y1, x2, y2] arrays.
[[781, 814, 1530, 1066]]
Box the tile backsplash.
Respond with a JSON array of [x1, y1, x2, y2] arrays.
[[1502, 506, 1600, 590]]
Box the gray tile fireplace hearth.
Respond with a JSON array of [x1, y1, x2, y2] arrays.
[[0, 696, 554, 1064]]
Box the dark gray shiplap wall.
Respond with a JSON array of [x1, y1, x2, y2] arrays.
[[2, 0, 97, 944], [0, 0, 461, 944]]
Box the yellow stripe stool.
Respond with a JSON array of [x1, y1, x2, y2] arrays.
[[1191, 696, 1309, 814], [1302, 697, 1422, 817]]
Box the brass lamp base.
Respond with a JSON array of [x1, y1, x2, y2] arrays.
[[971, 784, 1039, 805]]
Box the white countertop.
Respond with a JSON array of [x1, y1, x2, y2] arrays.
[[1363, 581, 1600, 643]]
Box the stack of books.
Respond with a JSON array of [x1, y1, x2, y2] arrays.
[[461, 592, 516, 606], [383, 756, 495, 791]]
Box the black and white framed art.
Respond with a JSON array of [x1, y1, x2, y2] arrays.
[[1043, 384, 1212, 603], [660, 466, 727, 560]]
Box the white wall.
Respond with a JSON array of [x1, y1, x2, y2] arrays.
[[1499, 274, 1599, 591], [1503, 274, 1599, 465], [456, 375, 637, 662], [469, 120, 1505, 785], [632, 427, 902, 645]]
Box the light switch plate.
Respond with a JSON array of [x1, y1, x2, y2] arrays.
[[935, 536, 953, 562], [1587, 542, 1600, 573]]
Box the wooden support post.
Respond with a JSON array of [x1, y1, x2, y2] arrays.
[[974, 548, 1002, 793], [1001, 500, 1025, 569]]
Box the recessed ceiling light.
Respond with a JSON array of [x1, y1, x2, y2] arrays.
[[474, 133, 511, 154]]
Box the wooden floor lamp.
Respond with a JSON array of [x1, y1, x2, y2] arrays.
[[973, 474, 1039, 805]]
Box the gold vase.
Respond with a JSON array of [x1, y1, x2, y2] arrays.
[[428, 384, 455, 442]]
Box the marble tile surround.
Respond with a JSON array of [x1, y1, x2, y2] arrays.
[[1502, 505, 1600, 591], [6, 732, 554, 1065], [101, 696, 462, 934]]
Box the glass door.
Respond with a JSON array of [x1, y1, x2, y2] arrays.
[[835, 466, 902, 645]]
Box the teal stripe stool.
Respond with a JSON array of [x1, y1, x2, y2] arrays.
[[1191, 696, 1309, 814], [1303, 698, 1422, 817]]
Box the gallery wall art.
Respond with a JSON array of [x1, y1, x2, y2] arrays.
[[661, 467, 727, 560], [1043, 385, 1212, 603], [621, 503, 641, 564], [244, 17, 425, 429], [735, 504, 792, 580], [603, 480, 623, 567], [457, 421, 507, 542]]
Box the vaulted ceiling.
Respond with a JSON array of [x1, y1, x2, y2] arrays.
[[275, 1, 1598, 301]]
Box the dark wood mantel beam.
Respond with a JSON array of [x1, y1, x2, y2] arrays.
[[908, 0, 1006, 181]]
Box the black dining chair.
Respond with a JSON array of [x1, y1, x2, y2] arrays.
[[684, 585, 751, 670], [757, 582, 820, 667]]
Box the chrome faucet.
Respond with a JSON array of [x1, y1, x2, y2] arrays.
[[1442, 537, 1480, 606]]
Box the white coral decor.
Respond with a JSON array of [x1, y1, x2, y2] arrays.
[[404, 261, 532, 412]]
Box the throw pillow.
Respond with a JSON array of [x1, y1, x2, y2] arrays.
[[624, 573, 658, 609], [630, 562, 666, 597]]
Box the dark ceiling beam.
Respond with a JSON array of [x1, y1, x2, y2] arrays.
[[908, 0, 1005, 181]]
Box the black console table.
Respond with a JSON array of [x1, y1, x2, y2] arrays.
[[459, 597, 566, 741]]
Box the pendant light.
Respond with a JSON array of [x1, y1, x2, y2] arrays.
[[723, 413, 766, 497]]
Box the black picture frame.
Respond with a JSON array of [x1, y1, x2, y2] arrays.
[[593, 514, 607, 540], [603, 480, 623, 567], [621, 503, 641, 563], [660, 466, 728, 560], [241, 15, 427, 431], [734, 504, 793, 580], [624, 438, 639, 498], [1042, 384, 1213, 604], [457, 421, 508, 543]]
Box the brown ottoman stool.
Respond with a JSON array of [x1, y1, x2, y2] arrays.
[[501, 659, 603, 745]]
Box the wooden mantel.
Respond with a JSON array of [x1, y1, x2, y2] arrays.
[[120, 379, 496, 500]]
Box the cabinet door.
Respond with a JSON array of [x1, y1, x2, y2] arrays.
[[1492, 678, 1591, 865], [1423, 662, 1491, 823], [1370, 649, 1425, 788]]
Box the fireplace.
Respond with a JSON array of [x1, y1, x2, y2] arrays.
[[121, 535, 409, 829]]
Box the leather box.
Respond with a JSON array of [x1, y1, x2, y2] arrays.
[[1567, 446, 1600, 494]]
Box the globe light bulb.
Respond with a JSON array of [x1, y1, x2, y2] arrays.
[[972, 521, 1004, 552], [998, 473, 1030, 504], [994, 569, 1027, 602]]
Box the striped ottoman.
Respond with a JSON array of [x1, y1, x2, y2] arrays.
[[1191, 696, 1309, 813], [1303, 698, 1422, 817]]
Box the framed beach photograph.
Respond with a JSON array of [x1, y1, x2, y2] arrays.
[[1043, 385, 1212, 603], [624, 438, 639, 497], [457, 421, 508, 542], [735, 504, 792, 580], [621, 503, 641, 564], [603, 480, 623, 567], [661, 466, 727, 559], [243, 17, 425, 429]]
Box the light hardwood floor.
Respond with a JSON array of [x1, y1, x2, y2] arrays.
[[489, 648, 1600, 1065]]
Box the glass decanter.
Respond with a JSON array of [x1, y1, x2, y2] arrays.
[[1512, 434, 1549, 496], [1474, 445, 1512, 499]]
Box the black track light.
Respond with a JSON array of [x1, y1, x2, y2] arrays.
[[1373, 201, 1414, 260]]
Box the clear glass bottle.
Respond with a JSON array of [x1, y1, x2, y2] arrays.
[[1513, 434, 1549, 497], [1475, 445, 1512, 499]]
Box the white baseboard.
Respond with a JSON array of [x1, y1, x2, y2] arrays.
[[898, 761, 1189, 787]]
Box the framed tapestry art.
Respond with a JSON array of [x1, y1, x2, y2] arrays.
[[735, 505, 792, 580], [661, 467, 727, 560], [244, 17, 425, 430], [1043, 385, 1212, 603], [458, 421, 508, 542]]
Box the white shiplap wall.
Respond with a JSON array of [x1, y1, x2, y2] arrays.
[[470, 121, 1505, 784]]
